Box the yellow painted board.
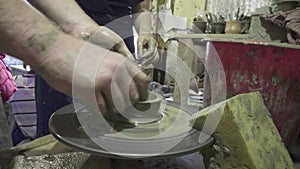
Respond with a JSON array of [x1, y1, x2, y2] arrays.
[[173, 0, 207, 23]]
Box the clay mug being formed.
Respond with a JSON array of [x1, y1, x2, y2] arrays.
[[225, 20, 243, 34]]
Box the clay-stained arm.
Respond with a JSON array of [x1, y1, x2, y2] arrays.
[[0, 0, 148, 113], [27, 0, 98, 36], [27, 0, 134, 59], [0, 0, 66, 68]]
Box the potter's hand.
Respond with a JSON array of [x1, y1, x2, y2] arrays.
[[0, 0, 147, 114], [26, 0, 134, 60], [36, 33, 148, 115], [69, 25, 135, 62], [134, 10, 159, 66], [137, 33, 159, 65]]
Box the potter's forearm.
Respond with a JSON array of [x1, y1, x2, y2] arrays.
[[27, 0, 98, 34], [0, 0, 80, 69], [0, 0, 59, 68]]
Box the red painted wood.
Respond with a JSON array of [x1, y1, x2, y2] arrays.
[[205, 41, 300, 148]]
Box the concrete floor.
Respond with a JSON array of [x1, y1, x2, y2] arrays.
[[10, 152, 206, 169]]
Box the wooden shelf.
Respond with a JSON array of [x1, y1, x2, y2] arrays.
[[167, 33, 300, 49], [173, 33, 249, 40]]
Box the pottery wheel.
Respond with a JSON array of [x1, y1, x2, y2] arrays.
[[49, 101, 214, 159]]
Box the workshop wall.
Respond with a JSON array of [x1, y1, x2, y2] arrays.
[[206, 0, 273, 19], [151, 0, 274, 23]]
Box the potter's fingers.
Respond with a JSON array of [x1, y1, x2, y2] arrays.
[[104, 82, 128, 113], [136, 80, 149, 101], [133, 72, 150, 101], [124, 60, 149, 101], [148, 37, 158, 50], [137, 38, 146, 58], [143, 49, 159, 65], [139, 47, 158, 65], [96, 92, 108, 115], [114, 43, 135, 61], [116, 68, 139, 104]]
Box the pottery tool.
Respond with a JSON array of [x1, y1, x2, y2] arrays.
[[235, 7, 240, 20]]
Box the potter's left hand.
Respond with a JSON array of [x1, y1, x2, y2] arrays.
[[134, 9, 159, 66], [68, 25, 135, 62], [137, 33, 159, 65]]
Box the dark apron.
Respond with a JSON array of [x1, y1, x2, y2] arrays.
[[36, 0, 143, 137]]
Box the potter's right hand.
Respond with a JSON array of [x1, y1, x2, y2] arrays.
[[36, 33, 148, 115], [0, 0, 147, 114], [69, 25, 135, 62]]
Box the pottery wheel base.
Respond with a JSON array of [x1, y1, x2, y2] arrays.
[[49, 101, 214, 159]]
